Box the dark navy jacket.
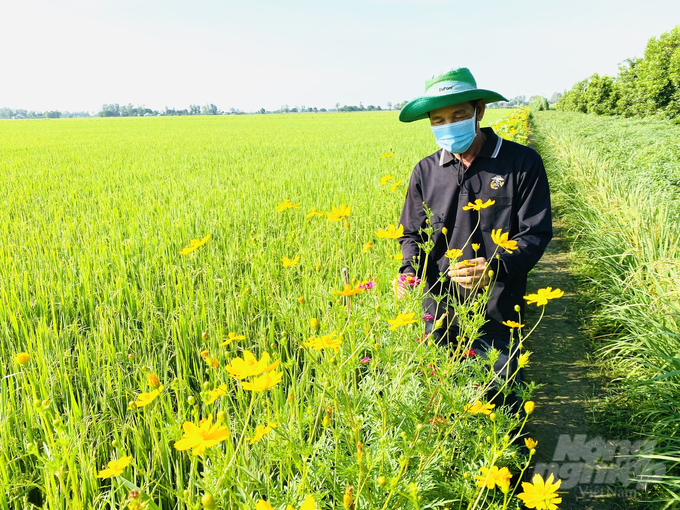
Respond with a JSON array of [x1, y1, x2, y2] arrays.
[[398, 127, 552, 343]]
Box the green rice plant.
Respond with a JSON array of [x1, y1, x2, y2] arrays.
[[0, 111, 559, 509]]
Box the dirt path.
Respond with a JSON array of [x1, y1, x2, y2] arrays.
[[523, 226, 642, 510]]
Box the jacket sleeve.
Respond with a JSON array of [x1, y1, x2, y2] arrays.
[[398, 164, 427, 275], [493, 151, 553, 281]]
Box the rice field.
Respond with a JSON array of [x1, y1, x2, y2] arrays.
[[0, 109, 552, 509]]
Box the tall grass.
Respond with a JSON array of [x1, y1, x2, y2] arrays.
[[532, 110, 680, 500]]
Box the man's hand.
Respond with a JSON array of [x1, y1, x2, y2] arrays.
[[447, 257, 490, 290], [393, 272, 417, 300]]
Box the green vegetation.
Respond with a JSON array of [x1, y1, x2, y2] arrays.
[[557, 25, 680, 119], [527, 97, 549, 112], [532, 110, 680, 502], [0, 111, 557, 509]]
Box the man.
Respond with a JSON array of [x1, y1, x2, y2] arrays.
[[396, 67, 552, 407]]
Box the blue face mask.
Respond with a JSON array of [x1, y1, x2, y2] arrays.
[[430, 108, 477, 154]]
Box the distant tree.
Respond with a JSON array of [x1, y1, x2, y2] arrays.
[[202, 104, 219, 115], [582, 74, 619, 115], [394, 100, 408, 110], [557, 25, 680, 118], [189, 104, 201, 115], [549, 92, 562, 104], [45, 110, 62, 118], [98, 103, 120, 117], [556, 79, 588, 113], [528, 96, 549, 111], [319, 108, 327, 112], [290, 107, 298, 113], [335, 102, 340, 110], [386, 101, 392, 110], [555, 74, 618, 115]]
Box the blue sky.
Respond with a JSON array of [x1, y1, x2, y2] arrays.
[[2, 0, 679, 112]]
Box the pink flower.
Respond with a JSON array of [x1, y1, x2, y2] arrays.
[[398, 274, 421, 288], [422, 313, 434, 322], [428, 363, 437, 375], [360, 356, 371, 364], [462, 349, 476, 358], [359, 280, 376, 290]]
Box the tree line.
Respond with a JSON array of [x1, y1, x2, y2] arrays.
[[556, 25, 680, 119], [97, 103, 225, 117], [4, 95, 562, 120], [0, 108, 90, 119]]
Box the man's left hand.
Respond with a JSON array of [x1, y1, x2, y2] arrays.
[[447, 257, 490, 290]]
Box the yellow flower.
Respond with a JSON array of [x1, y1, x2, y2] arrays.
[[219, 332, 246, 347], [133, 389, 160, 408], [518, 351, 531, 368], [205, 384, 228, 405], [304, 207, 325, 218], [463, 198, 496, 211], [362, 240, 373, 253], [464, 400, 495, 415], [256, 501, 275, 510], [96, 455, 133, 478], [204, 356, 219, 369], [247, 422, 277, 444], [442, 227, 448, 235], [174, 415, 230, 456], [380, 152, 393, 159], [517, 473, 562, 510], [392, 252, 403, 260], [380, 174, 395, 185], [326, 204, 351, 221], [524, 287, 565, 306], [241, 371, 283, 392], [502, 320, 525, 329], [15, 352, 30, 366], [299, 496, 318, 510], [179, 234, 210, 255], [303, 331, 342, 352], [475, 465, 512, 491], [472, 243, 480, 251], [309, 318, 320, 330], [281, 256, 300, 268], [276, 199, 300, 212], [524, 400, 535, 415], [332, 284, 364, 297], [147, 373, 160, 388], [375, 224, 404, 239], [491, 229, 518, 253], [387, 312, 418, 331], [343, 486, 354, 509], [445, 248, 463, 259], [525, 438, 538, 450], [226, 351, 280, 380], [389, 179, 403, 191]]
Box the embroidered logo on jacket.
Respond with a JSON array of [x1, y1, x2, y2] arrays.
[[490, 175, 505, 190]]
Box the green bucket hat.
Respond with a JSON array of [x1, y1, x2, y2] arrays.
[[398, 67, 507, 123]]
